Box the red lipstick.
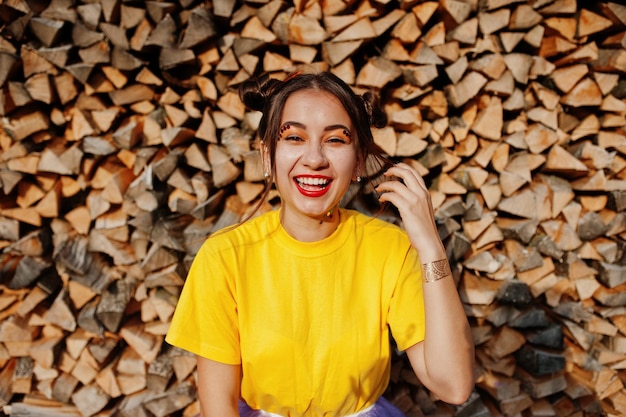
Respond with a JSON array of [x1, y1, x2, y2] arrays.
[[294, 176, 332, 197]]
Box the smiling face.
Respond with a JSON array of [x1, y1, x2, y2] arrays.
[[270, 89, 359, 229]]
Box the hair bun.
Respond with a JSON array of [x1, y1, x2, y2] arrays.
[[239, 73, 282, 112]]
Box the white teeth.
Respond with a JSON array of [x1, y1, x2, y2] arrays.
[[297, 177, 329, 186]]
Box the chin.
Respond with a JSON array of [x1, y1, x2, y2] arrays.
[[294, 202, 337, 219]]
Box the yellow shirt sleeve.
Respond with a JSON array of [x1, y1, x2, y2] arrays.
[[387, 245, 426, 351], [165, 239, 241, 365]]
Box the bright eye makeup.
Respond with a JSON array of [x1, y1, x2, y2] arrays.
[[278, 123, 353, 144], [326, 128, 352, 144], [279, 123, 303, 141], [279, 123, 292, 136]]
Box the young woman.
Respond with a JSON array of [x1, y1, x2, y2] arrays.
[[166, 71, 474, 417]]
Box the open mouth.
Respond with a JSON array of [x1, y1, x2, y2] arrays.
[[294, 176, 331, 197]]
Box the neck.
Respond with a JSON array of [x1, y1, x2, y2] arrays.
[[280, 207, 340, 242]]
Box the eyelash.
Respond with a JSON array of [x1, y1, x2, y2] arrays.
[[282, 135, 347, 144], [328, 137, 347, 144]]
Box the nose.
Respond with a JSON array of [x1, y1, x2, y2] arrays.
[[302, 140, 328, 169]]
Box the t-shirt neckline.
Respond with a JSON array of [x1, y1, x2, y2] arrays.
[[272, 208, 354, 258]]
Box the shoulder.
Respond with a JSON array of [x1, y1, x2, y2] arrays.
[[343, 208, 405, 234], [342, 209, 410, 245], [342, 210, 419, 276], [200, 210, 280, 254]]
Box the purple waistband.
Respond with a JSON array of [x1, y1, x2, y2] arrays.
[[238, 396, 405, 417]]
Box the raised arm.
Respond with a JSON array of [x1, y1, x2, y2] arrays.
[[197, 356, 241, 417], [376, 163, 474, 404]]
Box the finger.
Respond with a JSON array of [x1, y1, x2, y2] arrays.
[[376, 178, 420, 201], [377, 189, 411, 211], [379, 189, 438, 239], [396, 164, 427, 189], [376, 179, 406, 196], [377, 182, 430, 214], [377, 171, 430, 202], [384, 163, 427, 190]]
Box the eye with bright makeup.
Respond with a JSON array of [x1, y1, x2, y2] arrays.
[[278, 124, 303, 141], [322, 127, 351, 144], [283, 134, 304, 142], [278, 123, 353, 145]]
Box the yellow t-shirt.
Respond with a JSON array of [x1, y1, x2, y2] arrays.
[[166, 208, 425, 417]]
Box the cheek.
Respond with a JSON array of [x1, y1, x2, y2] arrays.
[[273, 150, 299, 187], [335, 150, 359, 172], [274, 146, 300, 171]]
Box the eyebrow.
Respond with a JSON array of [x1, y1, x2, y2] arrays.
[[281, 121, 351, 134]]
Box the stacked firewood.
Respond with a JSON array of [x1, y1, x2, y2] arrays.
[[1, 0, 625, 416]]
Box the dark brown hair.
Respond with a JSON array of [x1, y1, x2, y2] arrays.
[[238, 71, 391, 218]]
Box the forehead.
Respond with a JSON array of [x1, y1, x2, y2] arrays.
[[281, 89, 351, 125]]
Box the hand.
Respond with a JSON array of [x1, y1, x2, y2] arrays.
[[375, 163, 446, 262]]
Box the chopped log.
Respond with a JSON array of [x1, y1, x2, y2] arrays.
[[0, 52, 20, 88], [146, 354, 174, 393], [516, 346, 566, 376], [503, 53, 533, 84], [390, 12, 419, 44], [561, 78, 603, 107], [143, 381, 196, 417], [578, 9, 614, 38], [322, 40, 363, 66], [445, 72, 487, 107], [288, 14, 327, 45], [1, 1, 626, 416], [71, 384, 110, 417], [471, 97, 503, 141], [4, 402, 82, 417]]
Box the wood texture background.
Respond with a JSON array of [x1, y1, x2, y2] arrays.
[[1, 0, 626, 416]]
